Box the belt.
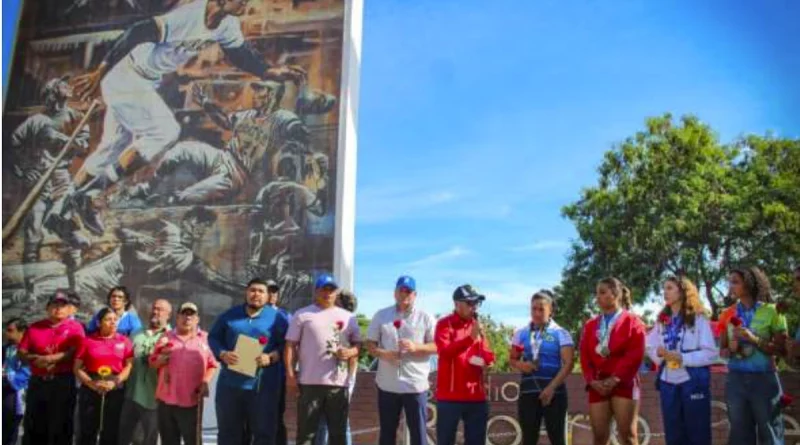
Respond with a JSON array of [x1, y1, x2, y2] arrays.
[[32, 373, 71, 381]]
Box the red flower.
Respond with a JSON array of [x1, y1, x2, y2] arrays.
[[659, 313, 671, 325], [512, 344, 524, 353], [730, 316, 743, 327], [259, 336, 268, 345], [780, 393, 794, 408], [335, 321, 344, 330], [776, 301, 789, 314], [393, 320, 402, 330]]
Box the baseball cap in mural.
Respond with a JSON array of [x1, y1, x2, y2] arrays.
[[395, 276, 416, 292], [179, 302, 199, 314], [452, 284, 486, 303], [315, 273, 339, 290]]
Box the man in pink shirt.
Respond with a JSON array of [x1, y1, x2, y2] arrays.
[[285, 273, 362, 445], [18, 290, 85, 445], [150, 302, 217, 445]]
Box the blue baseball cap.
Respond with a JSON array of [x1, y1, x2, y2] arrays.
[[315, 273, 339, 290], [395, 276, 416, 292]]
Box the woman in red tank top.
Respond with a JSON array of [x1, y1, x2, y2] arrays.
[[580, 277, 646, 445]]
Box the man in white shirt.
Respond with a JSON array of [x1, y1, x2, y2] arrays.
[[366, 276, 437, 445]]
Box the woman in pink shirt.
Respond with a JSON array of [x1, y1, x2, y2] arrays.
[[74, 307, 134, 445], [150, 302, 217, 445]]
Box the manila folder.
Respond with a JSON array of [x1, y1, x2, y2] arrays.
[[228, 334, 261, 377]]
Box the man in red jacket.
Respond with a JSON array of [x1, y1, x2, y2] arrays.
[[434, 284, 495, 445]]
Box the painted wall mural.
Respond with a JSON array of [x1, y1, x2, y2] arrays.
[[2, 0, 348, 326]]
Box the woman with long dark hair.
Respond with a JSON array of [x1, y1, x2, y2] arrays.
[[720, 266, 788, 445], [580, 277, 645, 445], [510, 290, 574, 445], [646, 276, 717, 445], [75, 307, 134, 445], [87, 286, 143, 337]]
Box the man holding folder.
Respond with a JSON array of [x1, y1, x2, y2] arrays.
[[209, 278, 289, 445]]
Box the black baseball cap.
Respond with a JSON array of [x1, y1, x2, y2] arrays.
[[452, 284, 485, 303]]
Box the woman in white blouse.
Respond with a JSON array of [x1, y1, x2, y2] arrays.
[[645, 276, 718, 445]]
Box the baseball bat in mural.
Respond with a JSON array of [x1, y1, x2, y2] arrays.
[[2, 0, 360, 326]]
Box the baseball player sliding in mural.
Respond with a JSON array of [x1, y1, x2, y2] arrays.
[[70, 0, 305, 234]]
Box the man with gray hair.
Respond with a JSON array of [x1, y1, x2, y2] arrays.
[[118, 298, 172, 445]]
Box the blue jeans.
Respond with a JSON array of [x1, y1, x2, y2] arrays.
[[657, 367, 711, 445], [216, 382, 279, 445], [314, 377, 356, 445], [377, 389, 429, 445], [435, 401, 488, 445], [725, 371, 784, 445]]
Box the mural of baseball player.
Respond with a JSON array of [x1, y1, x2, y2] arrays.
[[67, 0, 306, 235], [122, 79, 325, 205], [9, 76, 91, 263]]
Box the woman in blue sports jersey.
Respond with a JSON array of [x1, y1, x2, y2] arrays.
[[720, 266, 788, 445], [646, 277, 717, 445], [87, 286, 143, 337], [509, 290, 574, 445]]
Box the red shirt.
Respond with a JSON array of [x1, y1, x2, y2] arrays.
[[19, 318, 85, 376], [434, 313, 495, 402], [77, 333, 134, 374], [150, 330, 217, 408], [580, 310, 645, 387]]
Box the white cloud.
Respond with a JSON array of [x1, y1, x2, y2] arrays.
[[406, 246, 470, 268], [509, 240, 570, 252]]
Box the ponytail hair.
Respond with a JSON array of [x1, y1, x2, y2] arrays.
[[599, 277, 632, 310]]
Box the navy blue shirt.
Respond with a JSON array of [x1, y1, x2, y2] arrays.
[[208, 304, 288, 390]]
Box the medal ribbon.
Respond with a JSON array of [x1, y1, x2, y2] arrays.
[[597, 310, 622, 350], [662, 315, 683, 351], [529, 322, 547, 361]]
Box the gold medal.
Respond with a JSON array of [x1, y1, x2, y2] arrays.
[[667, 360, 680, 369]]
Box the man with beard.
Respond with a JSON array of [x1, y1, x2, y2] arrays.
[[208, 278, 288, 445], [118, 299, 172, 445]]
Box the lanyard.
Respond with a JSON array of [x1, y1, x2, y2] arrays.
[[736, 302, 760, 328], [662, 315, 683, 351]]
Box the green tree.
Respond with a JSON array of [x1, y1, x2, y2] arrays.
[[559, 114, 800, 321], [479, 314, 515, 372]]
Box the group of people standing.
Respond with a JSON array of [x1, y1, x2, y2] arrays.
[[3, 266, 799, 445]]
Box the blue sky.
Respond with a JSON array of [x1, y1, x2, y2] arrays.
[[4, 0, 799, 327]]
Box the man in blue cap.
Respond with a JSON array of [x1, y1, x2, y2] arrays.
[[366, 276, 437, 445], [285, 273, 362, 445]]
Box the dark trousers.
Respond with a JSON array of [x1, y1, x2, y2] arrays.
[[277, 377, 287, 445], [296, 385, 349, 445], [726, 371, 784, 445], [658, 378, 711, 445], [78, 385, 126, 445], [118, 398, 159, 445], [215, 383, 279, 445], [23, 374, 77, 445], [377, 388, 429, 445], [3, 382, 23, 445], [435, 401, 488, 445], [158, 401, 199, 445], [518, 390, 568, 445]]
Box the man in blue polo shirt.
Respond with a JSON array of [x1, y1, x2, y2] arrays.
[[209, 278, 288, 445]]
